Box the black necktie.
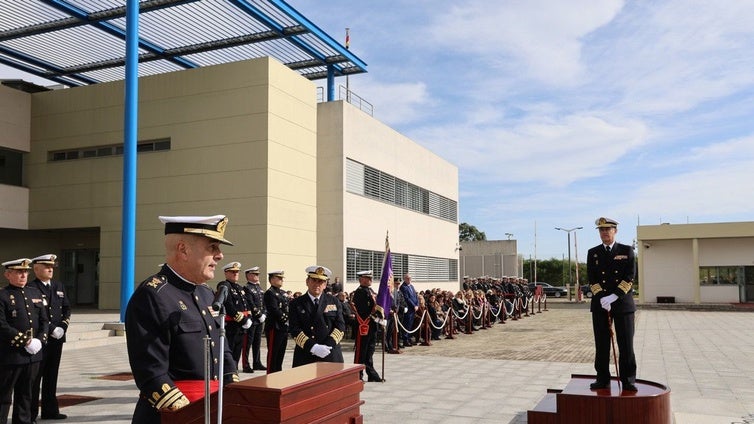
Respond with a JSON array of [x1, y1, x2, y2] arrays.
[[313, 297, 319, 308], [606, 245, 611, 253]]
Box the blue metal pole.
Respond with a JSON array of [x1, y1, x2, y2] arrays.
[[120, 0, 139, 322], [327, 64, 335, 101]]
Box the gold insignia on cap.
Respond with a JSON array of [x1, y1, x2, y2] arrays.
[[217, 217, 227, 236], [307, 266, 328, 281]]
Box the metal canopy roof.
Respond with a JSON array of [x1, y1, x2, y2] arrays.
[[0, 0, 367, 87]]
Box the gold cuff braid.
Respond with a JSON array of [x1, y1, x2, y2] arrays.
[[618, 280, 633, 294], [151, 384, 189, 411], [294, 331, 310, 349], [590, 284, 604, 295], [330, 328, 344, 344]]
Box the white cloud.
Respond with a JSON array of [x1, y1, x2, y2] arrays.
[[625, 161, 754, 222], [413, 112, 648, 187], [424, 0, 624, 86]]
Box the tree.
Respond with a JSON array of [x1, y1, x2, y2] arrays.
[[459, 222, 486, 241], [522, 257, 586, 286]]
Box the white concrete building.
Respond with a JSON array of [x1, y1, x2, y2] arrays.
[[637, 221, 754, 304]]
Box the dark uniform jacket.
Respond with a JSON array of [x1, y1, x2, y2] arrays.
[[288, 293, 345, 366], [353, 285, 379, 333], [0, 285, 48, 365], [216, 279, 249, 324], [125, 265, 237, 411], [31, 278, 71, 343], [263, 286, 289, 332], [244, 282, 266, 325], [587, 242, 636, 314]]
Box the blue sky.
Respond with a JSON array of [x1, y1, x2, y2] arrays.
[[4, 1, 754, 261]]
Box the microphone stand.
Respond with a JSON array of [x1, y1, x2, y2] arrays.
[[203, 336, 211, 424], [217, 304, 226, 424]]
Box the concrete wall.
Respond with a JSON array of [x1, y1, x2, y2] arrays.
[[0, 84, 30, 152], [317, 101, 459, 294], [0, 84, 31, 229]]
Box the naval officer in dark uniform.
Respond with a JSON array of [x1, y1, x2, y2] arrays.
[[29, 254, 71, 421], [288, 266, 345, 368], [241, 266, 266, 373], [125, 215, 239, 424], [1, 258, 48, 424], [352, 270, 384, 382], [216, 261, 252, 366], [586, 217, 638, 392], [263, 270, 288, 374]]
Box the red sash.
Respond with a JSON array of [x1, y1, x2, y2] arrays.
[[224, 310, 251, 322], [174, 380, 219, 403]]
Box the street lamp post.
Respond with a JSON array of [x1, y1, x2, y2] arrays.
[[555, 226, 583, 301]]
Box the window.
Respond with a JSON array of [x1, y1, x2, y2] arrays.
[[48, 138, 171, 162], [345, 158, 458, 223], [346, 247, 458, 282], [699, 266, 746, 285], [0, 148, 23, 186]]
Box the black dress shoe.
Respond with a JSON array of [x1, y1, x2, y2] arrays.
[[589, 381, 609, 390], [41, 413, 68, 420], [622, 383, 638, 392], [367, 377, 384, 382], [242, 367, 254, 373], [253, 365, 267, 371]]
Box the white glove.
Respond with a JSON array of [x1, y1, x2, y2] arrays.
[[25, 338, 42, 355], [403, 307, 408, 313], [310, 344, 332, 358], [259, 314, 266, 323], [600, 294, 618, 311], [51, 327, 65, 339], [241, 318, 252, 329]]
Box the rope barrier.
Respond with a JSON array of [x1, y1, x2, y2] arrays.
[[394, 309, 427, 334], [451, 305, 470, 320], [427, 308, 451, 330]]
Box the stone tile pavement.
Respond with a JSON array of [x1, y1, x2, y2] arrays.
[[24, 303, 754, 423]]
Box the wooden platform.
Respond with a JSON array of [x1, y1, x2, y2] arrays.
[[162, 362, 365, 424], [528, 374, 671, 424]]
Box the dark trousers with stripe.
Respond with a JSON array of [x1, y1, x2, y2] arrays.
[[242, 324, 264, 369], [31, 340, 63, 420], [265, 328, 287, 374], [592, 310, 636, 384], [0, 362, 40, 424], [354, 329, 380, 381]]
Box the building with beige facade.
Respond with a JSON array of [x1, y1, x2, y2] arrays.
[[0, 57, 459, 309], [458, 240, 520, 279], [637, 221, 754, 304]]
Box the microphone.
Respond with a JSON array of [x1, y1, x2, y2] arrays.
[[212, 285, 229, 311]]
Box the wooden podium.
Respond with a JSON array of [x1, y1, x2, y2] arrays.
[[528, 374, 671, 424], [162, 363, 365, 424]]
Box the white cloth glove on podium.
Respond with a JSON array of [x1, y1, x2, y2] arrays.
[[51, 326, 65, 339], [241, 318, 252, 329], [25, 338, 42, 355], [258, 314, 266, 323], [600, 294, 619, 311], [310, 343, 332, 358]]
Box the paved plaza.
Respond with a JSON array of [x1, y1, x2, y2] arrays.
[[24, 303, 754, 423]]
